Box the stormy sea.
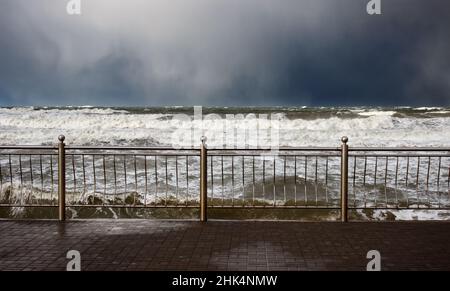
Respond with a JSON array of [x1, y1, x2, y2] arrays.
[[0, 106, 449, 220]]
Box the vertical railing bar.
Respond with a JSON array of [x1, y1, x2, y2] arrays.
[[175, 156, 179, 206], [230, 156, 236, 206], [273, 155, 276, 207], [284, 155, 287, 204], [437, 157, 441, 208], [155, 156, 158, 205], [185, 155, 188, 206], [58, 136, 66, 221], [294, 156, 297, 206], [210, 155, 214, 204], [93, 155, 99, 204], [384, 156, 388, 208], [72, 154, 76, 204], [134, 155, 138, 206], [262, 158, 266, 204], [304, 156, 308, 207], [165, 155, 168, 207], [252, 156, 255, 206], [221, 155, 224, 206], [0, 158, 2, 194], [82, 155, 86, 199], [19, 155, 23, 201], [123, 155, 126, 204], [200, 138, 207, 221], [426, 156, 431, 206], [144, 155, 148, 207], [50, 155, 54, 203], [325, 156, 329, 206], [39, 154, 43, 203], [27, 155, 33, 204], [446, 160, 449, 204], [103, 155, 107, 205], [29, 155, 33, 204], [112, 155, 116, 202], [363, 156, 367, 208], [405, 156, 410, 207], [8, 155, 13, 204], [352, 156, 357, 208], [416, 157, 420, 208], [374, 156, 378, 207], [242, 156, 245, 206], [340, 137, 349, 222], [314, 155, 318, 206], [93, 155, 97, 197], [394, 156, 399, 207]]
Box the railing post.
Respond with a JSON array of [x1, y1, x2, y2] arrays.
[[58, 135, 66, 222], [200, 136, 208, 222], [340, 136, 349, 222]]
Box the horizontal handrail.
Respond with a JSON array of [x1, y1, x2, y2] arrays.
[[349, 147, 450, 152], [208, 147, 341, 151], [349, 153, 450, 157], [65, 146, 199, 151], [0, 146, 56, 150], [1, 145, 449, 152]]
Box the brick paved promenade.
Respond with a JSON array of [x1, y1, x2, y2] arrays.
[[0, 220, 449, 271]]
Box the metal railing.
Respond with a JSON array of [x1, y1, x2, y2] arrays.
[[0, 135, 449, 222]]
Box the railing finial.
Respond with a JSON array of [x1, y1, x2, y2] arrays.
[[58, 135, 66, 143], [201, 136, 207, 145], [341, 136, 348, 144]]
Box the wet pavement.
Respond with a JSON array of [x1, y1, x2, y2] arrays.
[[0, 220, 449, 271]]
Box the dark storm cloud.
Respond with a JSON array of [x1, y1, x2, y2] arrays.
[[0, 0, 449, 106]]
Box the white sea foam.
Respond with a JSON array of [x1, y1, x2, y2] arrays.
[[0, 107, 449, 148], [356, 111, 396, 116], [414, 107, 443, 111], [428, 111, 450, 114], [363, 209, 450, 221]]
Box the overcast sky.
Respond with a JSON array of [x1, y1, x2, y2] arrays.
[[0, 0, 449, 106]]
